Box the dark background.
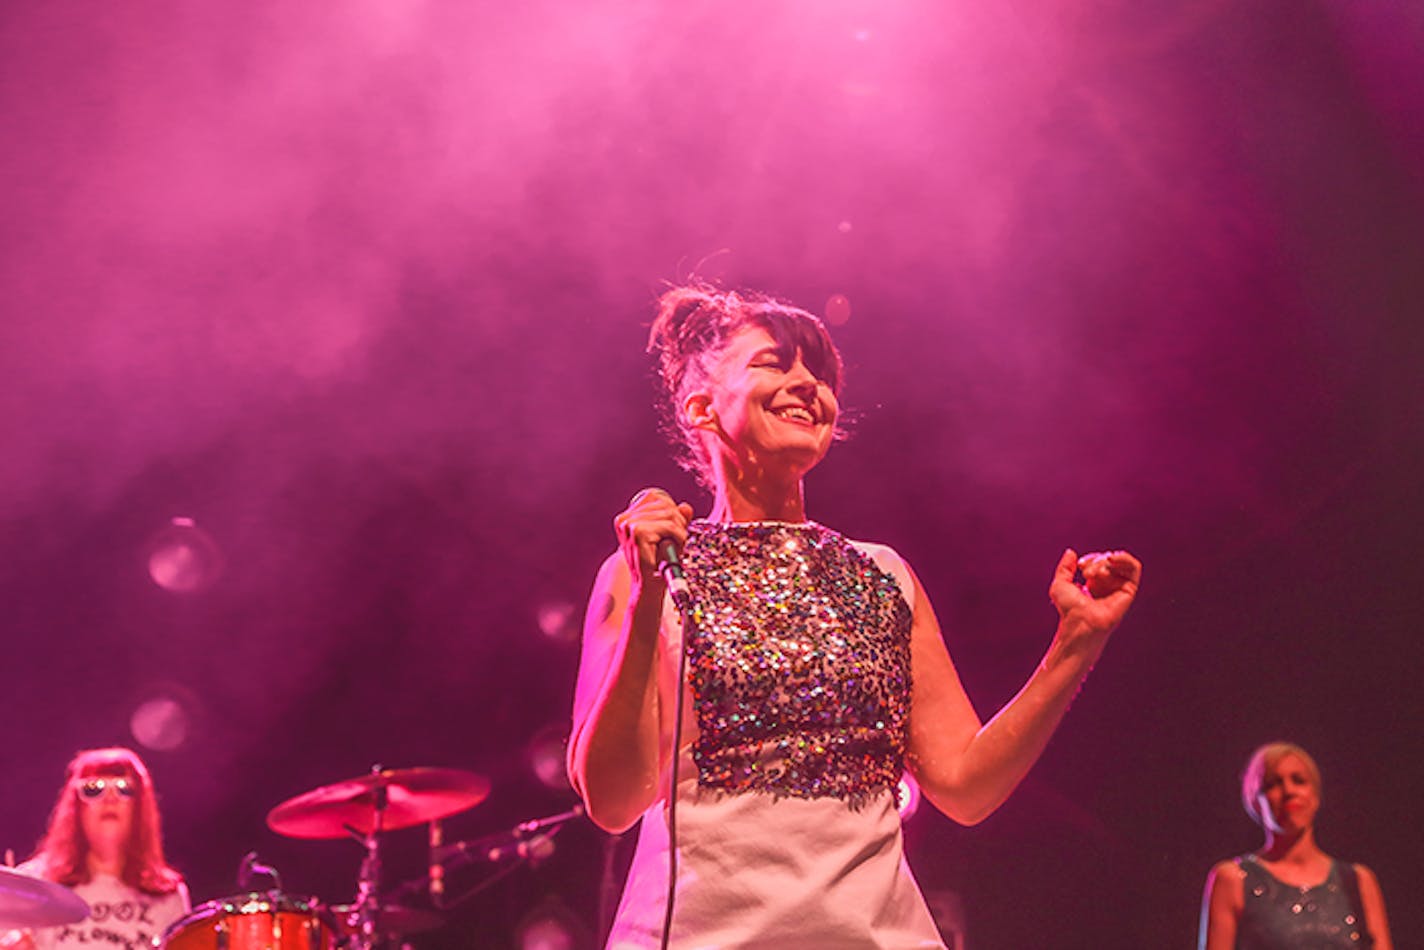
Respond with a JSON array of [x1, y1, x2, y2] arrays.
[[3, 2, 1421, 947]]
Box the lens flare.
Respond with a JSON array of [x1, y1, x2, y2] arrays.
[[146, 517, 224, 593], [130, 696, 189, 751]]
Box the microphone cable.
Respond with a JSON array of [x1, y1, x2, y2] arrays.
[[656, 540, 695, 950]]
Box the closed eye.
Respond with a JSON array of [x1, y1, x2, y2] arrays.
[[748, 349, 786, 370]]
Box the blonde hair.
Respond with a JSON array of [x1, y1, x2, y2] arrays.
[[1240, 741, 1322, 827]]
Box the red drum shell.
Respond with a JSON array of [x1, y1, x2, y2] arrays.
[[160, 893, 335, 950]]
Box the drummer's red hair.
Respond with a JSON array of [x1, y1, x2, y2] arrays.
[[31, 747, 183, 895]]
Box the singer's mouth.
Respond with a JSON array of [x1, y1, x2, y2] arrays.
[[769, 404, 818, 426]]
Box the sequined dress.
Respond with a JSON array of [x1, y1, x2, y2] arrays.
[[604, 520, 946, 949], [1234, 855, 1372, 949]]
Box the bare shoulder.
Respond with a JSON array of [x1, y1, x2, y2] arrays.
[[1352, 861, 1389, 905], [1206, 859, 1246, 904], [1210, 858, 1245, 878], [1352, 862, 1382, 886]]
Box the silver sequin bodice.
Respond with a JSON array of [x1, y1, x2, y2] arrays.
[[681, 520, 912, 803]]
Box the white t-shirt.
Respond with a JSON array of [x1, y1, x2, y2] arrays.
[[16, 864, 189, 950]]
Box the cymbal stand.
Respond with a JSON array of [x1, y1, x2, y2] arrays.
[[346, 767, 388, 950]]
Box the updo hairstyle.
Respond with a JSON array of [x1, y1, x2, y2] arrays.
[[647, 283, 844, 487]]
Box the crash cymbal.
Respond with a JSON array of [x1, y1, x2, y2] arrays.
[[0, 867, 90, 929], [266, 767, 491, 839], [327, 903, 443, 937]]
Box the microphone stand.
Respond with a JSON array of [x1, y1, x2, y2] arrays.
[[392, 805, 587, 910]]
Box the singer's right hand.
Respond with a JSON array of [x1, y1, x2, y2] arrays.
[[613, 488, 693, 590], [572, 491, 692, 833]]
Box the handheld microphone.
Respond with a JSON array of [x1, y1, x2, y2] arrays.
[[657, 539, 691, 611]]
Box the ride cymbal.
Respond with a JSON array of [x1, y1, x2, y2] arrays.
[[266, 767, 491, 839]]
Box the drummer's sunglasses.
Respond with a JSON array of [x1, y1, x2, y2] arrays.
[[77, 778, 136, 801]]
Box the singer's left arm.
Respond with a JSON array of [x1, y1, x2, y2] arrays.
[[904, 549, 1141, 825]]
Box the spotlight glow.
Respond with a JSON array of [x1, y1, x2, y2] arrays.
[[518, 919, 574, 950], [513, 898, 587, 950], [130, 696, 189, 751], [146, 517, 223, 593], [527, 724, 572, 790], [536, 600, 578, 643]]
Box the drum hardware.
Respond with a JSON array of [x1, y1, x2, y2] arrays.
[[323, 903, 441, 939], [265, 766, 489, 950], [159, 892, 336, 950], [385, 803, 586, 911], [0, 867, 89, 929], [429, 803, 584, 870], [347, 780, 384, 950], [237, 852, 282, 893]]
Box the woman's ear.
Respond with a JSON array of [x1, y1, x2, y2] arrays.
[[683, 392, 718, 431]]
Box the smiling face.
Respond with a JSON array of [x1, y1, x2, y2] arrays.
[[690, 325, 840, 484], [1255, 753, 1320, 835]]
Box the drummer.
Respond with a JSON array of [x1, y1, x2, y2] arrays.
[[2, 748, 190, 950]]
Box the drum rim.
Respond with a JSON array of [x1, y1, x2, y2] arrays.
[[160, 891, 333, 942]]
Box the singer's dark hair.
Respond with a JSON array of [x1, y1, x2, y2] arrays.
[[647, 282, 844, 488]]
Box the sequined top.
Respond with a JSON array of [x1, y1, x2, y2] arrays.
[[601, 522, 944, 947], [680, 519, 912, 804], [1235, 855, 1373, 949]]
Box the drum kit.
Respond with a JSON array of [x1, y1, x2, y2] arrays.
[[3, 765, 584, 950]]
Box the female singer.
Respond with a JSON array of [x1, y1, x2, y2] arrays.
[[569, 284, 1142, 947]]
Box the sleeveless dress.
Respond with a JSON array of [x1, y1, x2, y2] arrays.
[[604, 520, 946, 949], [1234, 854, 1372, 949]]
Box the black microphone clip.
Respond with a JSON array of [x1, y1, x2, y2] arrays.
[[238, 851, 282, 892]]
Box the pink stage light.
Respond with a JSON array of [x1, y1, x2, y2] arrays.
[[536, 600, 578, 643], [527, 724, 571, 791], [513, 897, 588, 950], [517, 918, 575, 950], [146, 517, 224, 593], [130, 695, 189, 751]]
